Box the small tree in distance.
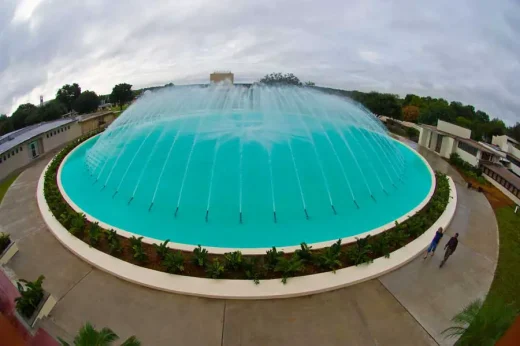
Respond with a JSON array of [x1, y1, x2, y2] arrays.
[[56, 83, 81, 111], [110, 83, 133, 110], [258, 73, 302, 86], [74, 91, 100, 114], [402, 105, 420, 123]]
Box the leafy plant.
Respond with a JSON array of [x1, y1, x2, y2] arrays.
[[58, 321, 141, 346], [265, 246, 283, 271], [330, 239, 342, 255], [295, 242, 313, 262], [372, 233, 391, 258], [153, 239, 170, 260], [346, 236, 373, 265], [442, 298, 517, 346], [318, 246, 343, 272], [206, 259, 225, 279], [130, 237, 147, 263], [15, 275, 45, 319], [275, 254, 304, 284], [70, 213, 86, 235], [88, 222, 102, 247], [388, 229, 408, 249], [224, 251, 244, 271], [192, 245, 208, 267], [0, 232, 11, 253], [106, 230, 122, 255], [243, 257, 262, 284], [162, 251, 185, 274], [129, 236, 143, 248]]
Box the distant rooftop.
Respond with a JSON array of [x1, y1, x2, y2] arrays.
[[77, 111, 115, 123], [0, 118, 76, 155]]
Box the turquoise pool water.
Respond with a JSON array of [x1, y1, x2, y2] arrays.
[[60, 86, 433, 248]]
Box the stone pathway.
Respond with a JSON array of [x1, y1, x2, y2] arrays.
[[0, 146, 498, 346]]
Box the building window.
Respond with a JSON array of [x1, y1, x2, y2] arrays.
[[11, 151, 14, 156], [68, 125, 70, 130], [0, 157, 2, 163], [457, 141, 479, 156], [20, 146, 23, 151], [15, 148, 18, 153], [7, 153, 10, 158], [506, 154, 520, 168]]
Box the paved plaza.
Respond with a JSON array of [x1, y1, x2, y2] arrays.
[[0, 146, 498, 346]]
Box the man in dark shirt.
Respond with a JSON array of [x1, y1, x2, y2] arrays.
[[440, 233, 459, 268]]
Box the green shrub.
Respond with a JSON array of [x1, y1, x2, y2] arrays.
[[0, 232, 11, 253], [88, 222, 102, 247], [206, 259, 225, 279], [275, 254, 304, 284], [295, 242, 313, 262], [153, 239, 170, 260], [244, 257, 262, 284], [106, 229, 122, 255], [15, 275, 45, 319], [346, 236, 373, 265], [265, 246, 283, 271], [318, 246, 342, 272], [224, 251, 244, 271], [192, 245, 208, 267], [70, 213, 86, 235], [162, 251, 185, 274], [372, 233, 391, 258], [130, 237, 147, 263]]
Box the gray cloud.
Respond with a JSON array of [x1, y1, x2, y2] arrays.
[[1, 0, 519, 125]]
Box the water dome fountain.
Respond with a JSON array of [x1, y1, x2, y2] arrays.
[[59, 84, 433, 249]]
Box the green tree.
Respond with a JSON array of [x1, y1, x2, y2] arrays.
[[74, 91, 100, 114], [11, 103, 38, 129], [58, 322, 140, 346], [304, 81, 315, 86], [110, 83, 134, 110], [0, 114, 14, 135], [37, 100, 67, 122], [508, 122, 520, 142], [56, 83, 81, 111], [402, 105, 420, 123], [259, 73, 302, 86]]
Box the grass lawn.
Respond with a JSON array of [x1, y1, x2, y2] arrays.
[[486, 205, 520, 311], [0, 173, 20, 205]]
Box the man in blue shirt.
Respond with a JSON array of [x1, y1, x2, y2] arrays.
[[423, 227, 444, 259]]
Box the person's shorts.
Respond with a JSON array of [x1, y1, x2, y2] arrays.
[[427, 241, 438, 253]]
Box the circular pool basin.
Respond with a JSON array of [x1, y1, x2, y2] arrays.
[[60, 85, 433, 249]]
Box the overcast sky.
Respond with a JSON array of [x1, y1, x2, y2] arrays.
[[1, 0, 519, 124]]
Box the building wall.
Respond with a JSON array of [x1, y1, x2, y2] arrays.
[[437, 120, 471, 139], [455, 144, 480, 167], [491, 135, 508, 151], [429, 132, 438, 151], [210, 72, 234, 84], [0, 143, 31, 181], [80, 113, 115, 134], [418, 128, 430, 147], [509, 145, 520, 161], [440, 136, 455, 158], [42, 122, 81, 152], [0, 121, 81, 182]]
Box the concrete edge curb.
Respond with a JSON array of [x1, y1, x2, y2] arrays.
[[56, 135, 436, 255], [38, 160, 457, 299]]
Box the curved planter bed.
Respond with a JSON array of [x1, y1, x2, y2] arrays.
[[38, 154, 457, 299]]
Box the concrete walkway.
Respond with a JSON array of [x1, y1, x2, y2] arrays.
[[0, 146, 498, 346]]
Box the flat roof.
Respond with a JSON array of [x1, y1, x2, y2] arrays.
[[0, 118, 76, 155], [420, 124, 494, 155], [482, 163, 520, 191], [77, 111, 115, 123]]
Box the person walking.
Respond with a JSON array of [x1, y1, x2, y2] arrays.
[[424, 227, 444, 259], [440, 233, 459, 268]]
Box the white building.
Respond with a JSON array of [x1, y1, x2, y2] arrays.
[[418, 120, 498, 167], [491, 135, 520, 176], [0, 119, 81, 181]]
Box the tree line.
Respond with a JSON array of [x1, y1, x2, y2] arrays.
[[0, 83, 134, 136]]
